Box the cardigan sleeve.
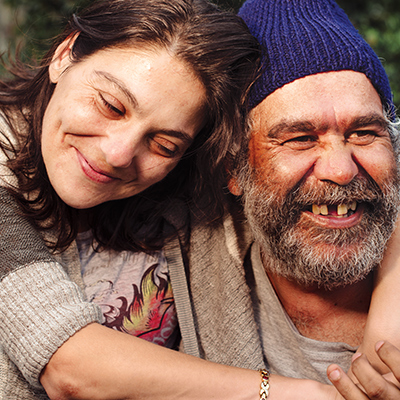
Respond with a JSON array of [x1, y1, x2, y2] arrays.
[[0, 185, 102, 388], [0, 113, 102, 388]]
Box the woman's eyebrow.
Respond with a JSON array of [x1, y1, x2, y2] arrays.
[[159, 129, 194, 145], [94, 70, 138, 107]]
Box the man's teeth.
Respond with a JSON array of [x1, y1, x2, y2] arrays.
[[312, 204, 327, 215], [337, 204, 347, 215], [311, 201, 357, 216]]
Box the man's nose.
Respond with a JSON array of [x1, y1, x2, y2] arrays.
[[313, 144, 359, 185], [100, 130, 141, 169]]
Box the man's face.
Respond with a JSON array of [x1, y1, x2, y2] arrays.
[[234, 71, 400, 289]]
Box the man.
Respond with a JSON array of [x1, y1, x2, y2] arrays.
[[178, 0, 400, 393]]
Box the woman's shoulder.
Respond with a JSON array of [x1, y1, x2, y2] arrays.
[[0, 108, 23, 183], [0, 111, 18, 186], [0, 107, 25, 155]]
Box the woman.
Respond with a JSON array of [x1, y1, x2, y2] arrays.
[[0, 0, 262, 397], [0, 0, 399, 399]]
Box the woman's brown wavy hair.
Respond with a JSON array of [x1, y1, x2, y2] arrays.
[[0, 0, 260, 252]]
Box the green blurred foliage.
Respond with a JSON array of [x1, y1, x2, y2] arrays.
[[1, 0, 90, 61], [214, 0, 243, 12], [2, 0, 400, 107], [336, 0, 400, 108]]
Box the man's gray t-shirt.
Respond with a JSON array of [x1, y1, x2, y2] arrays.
[[251, 242, 357, 384]]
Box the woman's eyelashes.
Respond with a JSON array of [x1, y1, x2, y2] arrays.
[[99, 92, 125, 117], [150, 136, 180, 158]]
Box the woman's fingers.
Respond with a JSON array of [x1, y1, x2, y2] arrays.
[[350, 351, 400, 399], [375, 341, 400, 383], [327, 364, 368, 400], [328, 342, 400, 399]]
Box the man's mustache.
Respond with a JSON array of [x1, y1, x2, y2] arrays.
[[286, 176, 383, 211], [261, 175, 388, 231]]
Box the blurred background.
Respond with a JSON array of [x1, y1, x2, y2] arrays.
[[0, 0, 399, 107]]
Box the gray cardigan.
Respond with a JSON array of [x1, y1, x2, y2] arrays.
[[166, 202, 265, 370], [0, 194, 267, 399], [0, 114, 266, 399]]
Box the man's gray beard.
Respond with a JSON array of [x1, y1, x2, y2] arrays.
[[240, 167, 400, 290]]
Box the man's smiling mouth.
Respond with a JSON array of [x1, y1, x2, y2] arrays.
[[308, 201, 357, 218]]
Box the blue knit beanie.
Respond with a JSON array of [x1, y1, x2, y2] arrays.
[[238, 0, 395, 119]]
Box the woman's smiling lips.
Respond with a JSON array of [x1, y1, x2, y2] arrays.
[[75, 149, 118, 184]]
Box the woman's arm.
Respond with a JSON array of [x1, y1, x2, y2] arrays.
[[0, 184, 359, 400], [41, 322, 337, 400], [355, 220, 400, 373], [0, 192, 334, 400], [0, 187, 102, 388]]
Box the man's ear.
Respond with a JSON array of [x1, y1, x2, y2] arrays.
[[227, 176, 243, 196], [49, 34, 79, 84]]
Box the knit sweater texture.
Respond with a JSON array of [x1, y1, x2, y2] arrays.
[[0, 115, 102, 398]]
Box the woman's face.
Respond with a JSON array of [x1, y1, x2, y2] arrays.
[[42, 42, 206, 209]]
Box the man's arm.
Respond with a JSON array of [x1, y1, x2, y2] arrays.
[[324, 220, 400, 399]]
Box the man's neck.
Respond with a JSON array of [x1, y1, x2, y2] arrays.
[[266, 269, 373, 346]]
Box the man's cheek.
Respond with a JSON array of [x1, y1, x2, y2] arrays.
[[248, 139, 282, 179], [356, 147, 398, 187]]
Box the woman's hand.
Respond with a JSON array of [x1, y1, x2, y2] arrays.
[[327, 341, 400, 399]]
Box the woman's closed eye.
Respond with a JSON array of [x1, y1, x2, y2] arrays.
[[150, 135, 180, 158], [99, 92, 125, 117]]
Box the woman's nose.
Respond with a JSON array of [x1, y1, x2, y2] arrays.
[[100, 130, 141, 169]]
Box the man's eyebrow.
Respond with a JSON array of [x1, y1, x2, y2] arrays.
[[267, 120, 318, 138], [266, 114, 389, 139], [347, 114, 390, 132], [94, 70, 138, 108]]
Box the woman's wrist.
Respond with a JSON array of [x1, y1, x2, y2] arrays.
[[259, 369, 270, 399], [267, 374, 335, 400]]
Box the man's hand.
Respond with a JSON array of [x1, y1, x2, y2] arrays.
[[327, 341, 400, 399]]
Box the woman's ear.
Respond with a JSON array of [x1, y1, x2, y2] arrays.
[[49, 33, 79, 83], [227, 176, 243, 196]]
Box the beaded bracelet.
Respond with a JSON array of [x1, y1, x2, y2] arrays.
[[259, 369, 270, 399]]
